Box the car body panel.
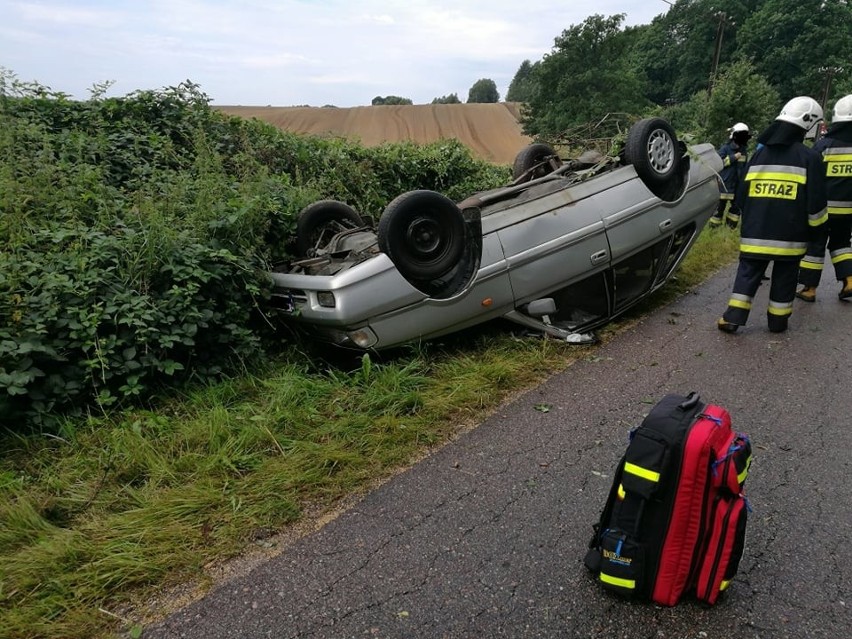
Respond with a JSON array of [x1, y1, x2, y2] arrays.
[[270, 140, 723, 350]]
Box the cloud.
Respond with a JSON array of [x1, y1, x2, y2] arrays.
[[14, 1, 120, 27], [357, 13, 395, 26], [240, 52, 314, 70], [0, 0, 667, 106]]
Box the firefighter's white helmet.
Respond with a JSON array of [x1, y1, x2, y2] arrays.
[[775, 96, 823, 131], [832, 94, 852, 123], [729, 122, 750, 138]]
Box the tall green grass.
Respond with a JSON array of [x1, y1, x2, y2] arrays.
[[0, 226, 740, 639]]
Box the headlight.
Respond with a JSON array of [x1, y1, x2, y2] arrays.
[[316, 291, 336, 308], [348, 328, 378, 349]]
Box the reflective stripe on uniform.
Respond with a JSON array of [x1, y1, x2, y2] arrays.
[[719, 193, 734, 200], [830, 248, 852, 264], [809, 207, 828, 226], [824, 148, 852, 177], [740, 238, 807, 256], [823, 147, 852, 156], [800, 255, 824, 270], [746, 165, 807, 199], [745, 165, 808, 183], [768, 300, 793, 316], [624, 462, 660, 482], [728, 293, 752, 310], [600, 573, 635, 589], [828, 200, 852, 215]]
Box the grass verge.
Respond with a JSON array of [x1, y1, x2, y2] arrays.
[[0, 225, 740, 639]]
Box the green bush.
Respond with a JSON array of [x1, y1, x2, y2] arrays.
[[0, 73, 508, 429]]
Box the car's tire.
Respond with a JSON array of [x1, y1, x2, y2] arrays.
[[512, 143, 562, 181], [378, 190, 465, 282], [624, 118, 680, 188], [295, 200, 364, 256]]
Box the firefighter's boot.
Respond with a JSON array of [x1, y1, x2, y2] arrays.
[[840, 277, 852, 300], [796, 286, 817, 303], [717, 318, 739, 334]]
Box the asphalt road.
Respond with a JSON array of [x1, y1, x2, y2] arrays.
[[145, 263, 851, 639]]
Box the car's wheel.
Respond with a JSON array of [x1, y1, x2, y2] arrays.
[[512, 143, 562, 181], [378, 190, 465, 282], [624, 118, 680, 188], [295, 200, 364, 256]]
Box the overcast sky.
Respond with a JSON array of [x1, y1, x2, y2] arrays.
[[1, 1, 669, 107]]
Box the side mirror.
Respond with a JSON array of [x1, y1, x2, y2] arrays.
[[526, 298, 557, 324]]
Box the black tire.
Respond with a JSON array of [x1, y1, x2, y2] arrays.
[[377, 190, 465, 281], [295, 200, 364, 256], [624, 118, 680, 188], [512, 143, 562, 181]]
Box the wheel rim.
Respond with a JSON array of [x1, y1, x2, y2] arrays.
[[405, 216, 445, 260], [647, 129, 675, 174]]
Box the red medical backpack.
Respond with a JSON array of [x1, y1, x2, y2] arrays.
[[584, 392, 752, 606]]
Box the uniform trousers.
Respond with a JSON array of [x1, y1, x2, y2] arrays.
[[722, 257, 799, 332], [798, 215, 852, 287]]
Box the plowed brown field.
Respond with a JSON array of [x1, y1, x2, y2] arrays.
[[216, 103, 532, 165]]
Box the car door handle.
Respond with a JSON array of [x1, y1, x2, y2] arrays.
[[590, 250, 608, 265], [659, 219, 672, 232]]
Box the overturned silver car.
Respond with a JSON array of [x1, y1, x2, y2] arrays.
[[270, 118, 722, 350]]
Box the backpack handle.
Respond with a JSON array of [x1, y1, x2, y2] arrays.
[[679, 392, 701, 411]]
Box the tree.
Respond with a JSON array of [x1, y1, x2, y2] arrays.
[[431, 93, 461, 104], [704, 60, 780, 145], [371, 95, 413, 106], [628, 0, 762, 105], [467, 79, 499, 103], [654, 59, 779, 146], [506, 60, 537, 103], [521, 14, 649, 137], [736, 0, 852, 100]]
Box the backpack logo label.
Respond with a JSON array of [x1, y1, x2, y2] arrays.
[[603, 549, 633, 566]]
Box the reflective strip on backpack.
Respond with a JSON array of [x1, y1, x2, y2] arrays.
[[600, 573, 636, 589], [738, 455, 753, 484], [624, 462, 660, 483]]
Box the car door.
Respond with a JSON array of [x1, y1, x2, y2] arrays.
[[599, 173, 690, 312], [487, 179, 610, 307]]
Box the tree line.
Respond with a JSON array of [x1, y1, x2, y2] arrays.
[[377, 0, 850, 145], [372, 78, 500, 106], [506, 0, 850, 143]]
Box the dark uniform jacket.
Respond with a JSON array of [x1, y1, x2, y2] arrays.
[[739, 141, 827, 261], [717, 140, 748, 196], [813, 131, 852, 216]]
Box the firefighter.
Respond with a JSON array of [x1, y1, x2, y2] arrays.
[[796, 94, 852, 302], [710, 122, 751, 229], [717, 97, 828, 334]]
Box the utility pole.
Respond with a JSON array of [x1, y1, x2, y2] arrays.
[[708, 10, 735, 96], [818, 65, 844, 112]]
